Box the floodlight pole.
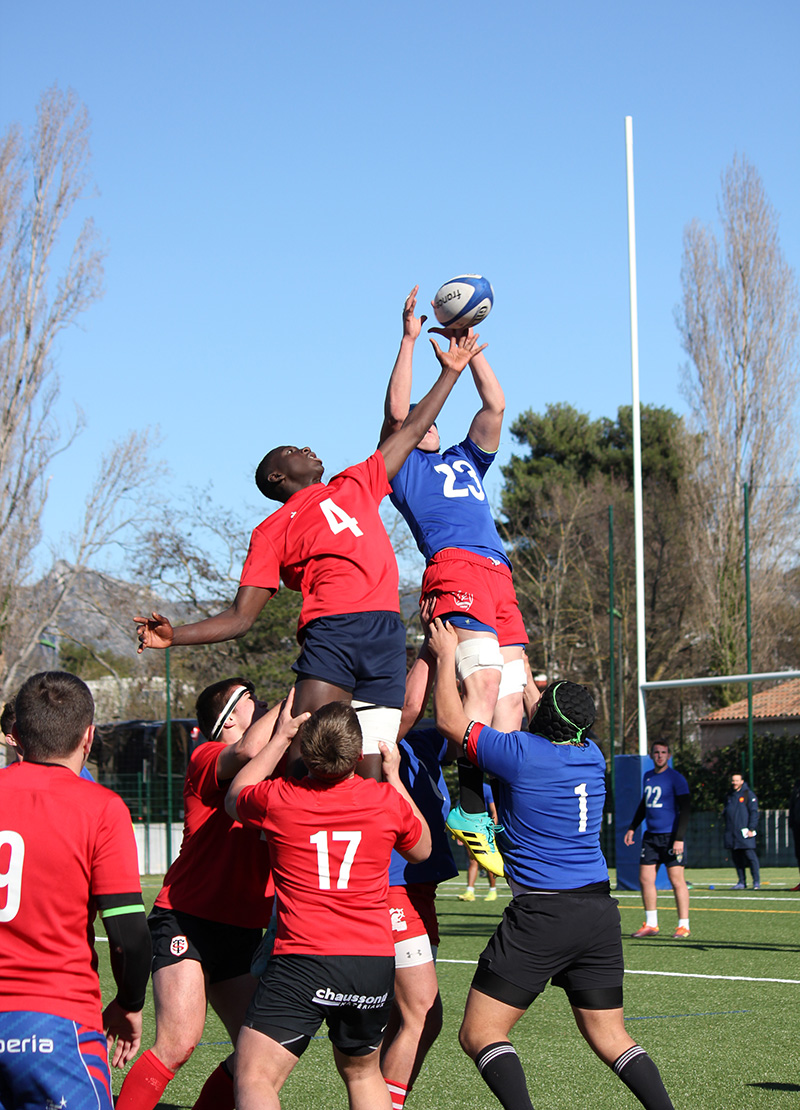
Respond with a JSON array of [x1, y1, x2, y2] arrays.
[[625, 116, 648, 756]]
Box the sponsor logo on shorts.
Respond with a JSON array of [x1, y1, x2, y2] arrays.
[[390, 907, 408, 932], [170, 935, 189, 956], [46, 1100, 66, 1110], [452, 591, 474, 611], [0, 1036, 54, 1053], [314, 987, 389, 1010]]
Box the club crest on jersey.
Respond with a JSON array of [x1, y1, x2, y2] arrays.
[[170, 935, 189, 956], [390, 907, 408, 932], [452, 591, 474, 611]]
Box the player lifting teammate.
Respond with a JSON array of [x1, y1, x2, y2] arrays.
[[135, 327, 485, 780], [428, 620, 674, 1110], [226, 695, 431, 1110]]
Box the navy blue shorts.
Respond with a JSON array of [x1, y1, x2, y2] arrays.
[[640, 832, 686, 868], [0, 1011, 112, 1110], [294, 612, 406, 707]]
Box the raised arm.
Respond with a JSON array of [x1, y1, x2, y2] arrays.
[[427, 617, 471, 745], [134, 585, 274, 653], [380, 739, 432, 863], [380, 285, 427, 444], [225, 689, 310, 819], [215, 700, 283, 781], [379, 332, 486, 481], [465, 344, 505, 452]]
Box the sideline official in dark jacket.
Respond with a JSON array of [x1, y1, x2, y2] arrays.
[[723, 774, 760, 889]]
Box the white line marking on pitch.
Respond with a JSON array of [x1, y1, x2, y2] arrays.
[[437, 959, 799, 984]]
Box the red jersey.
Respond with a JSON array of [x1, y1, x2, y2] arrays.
[[235, 774, 421, 956], [155, 741, 273, 928], [0, 762, 141, 1030], [240, 452, 400, 634]]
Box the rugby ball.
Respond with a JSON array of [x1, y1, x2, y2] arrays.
[[432, 274, 494, 330]]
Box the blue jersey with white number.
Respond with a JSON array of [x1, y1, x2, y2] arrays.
[[469, 724, 609, 889], [642, 766, 689, 836], [389, 438, 511, 566]]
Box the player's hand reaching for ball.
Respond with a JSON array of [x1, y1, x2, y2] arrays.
[[133, 612, 174, 653], [402, 285, 427, 341], [429, 330, 487, 375]]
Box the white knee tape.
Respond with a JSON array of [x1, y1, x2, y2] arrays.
[[498, 657, 527, 700], [455, 638, 504, 683], [351, 701, 401, 756]]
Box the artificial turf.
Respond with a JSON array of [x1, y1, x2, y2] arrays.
[[102, 868, 800, 1108]]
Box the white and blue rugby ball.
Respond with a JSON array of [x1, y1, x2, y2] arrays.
[[432, 274, 494, 329]]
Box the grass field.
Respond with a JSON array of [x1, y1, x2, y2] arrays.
[[101, 868, 800, 1109]]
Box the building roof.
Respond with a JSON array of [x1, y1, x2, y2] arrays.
[[699, 678, 800, 724]]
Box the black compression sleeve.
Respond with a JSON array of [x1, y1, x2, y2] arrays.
[[674, 793, 691, 841], [98, 893, 151, 1012], [627, 798, 647, 833]]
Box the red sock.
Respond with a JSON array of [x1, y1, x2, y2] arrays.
[[115, 1049, 175, 1110], [192, 1060, 235, 1110], [385, 1077, 409, 1108]]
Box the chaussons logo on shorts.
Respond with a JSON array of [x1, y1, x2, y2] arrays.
[[452, 591, 474, 611]]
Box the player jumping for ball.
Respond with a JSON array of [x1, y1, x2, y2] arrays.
[[135, 327, 485, 779], [382, 286, 533, 869]]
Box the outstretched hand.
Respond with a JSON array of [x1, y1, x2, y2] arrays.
[[402, 285, 427, 340], [133, 612, 174, 653], [429, 331, 487, 375]]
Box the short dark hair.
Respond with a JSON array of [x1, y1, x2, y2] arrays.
[[196, 677, 255, 740], [1, 697, 16, 736], [255, 449, 283, 501], [651, 740, 671, 752], [14, 672, 94, 761], [300, 702, 362, 780]]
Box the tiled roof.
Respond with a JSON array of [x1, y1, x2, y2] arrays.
[[699, 678, 800, 723]]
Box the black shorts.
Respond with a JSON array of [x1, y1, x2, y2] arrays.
[[149, 905, 262, 984], [472, 882, 624, 1009], [640, 831, 686, 868], [243, 953, 394, 1057], [293, 612, 406, 706]]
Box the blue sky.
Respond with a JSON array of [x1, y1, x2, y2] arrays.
[[2, 1, 799, 573]]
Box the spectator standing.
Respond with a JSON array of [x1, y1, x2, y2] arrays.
[[724, 773, 760, 890]]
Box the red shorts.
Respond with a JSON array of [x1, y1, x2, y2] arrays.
[[388, 882, 440, 947], [421, 549, 528, 647]]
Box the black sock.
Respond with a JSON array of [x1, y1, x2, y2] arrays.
[[474, 1041, 535, 1110], [612, 1046, 674, 1109], [457, 758, 486, 814]]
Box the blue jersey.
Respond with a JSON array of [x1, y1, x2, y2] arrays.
[[467, 723, 608, 890], [388, 728, 458, 886], [642, 767, 689, 836], [390, 438, 510, 567]]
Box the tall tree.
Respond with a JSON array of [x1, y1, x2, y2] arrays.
[[0, 86, 105, 683], [677, 155, 800, 690], [500, 403, 700, 747]]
